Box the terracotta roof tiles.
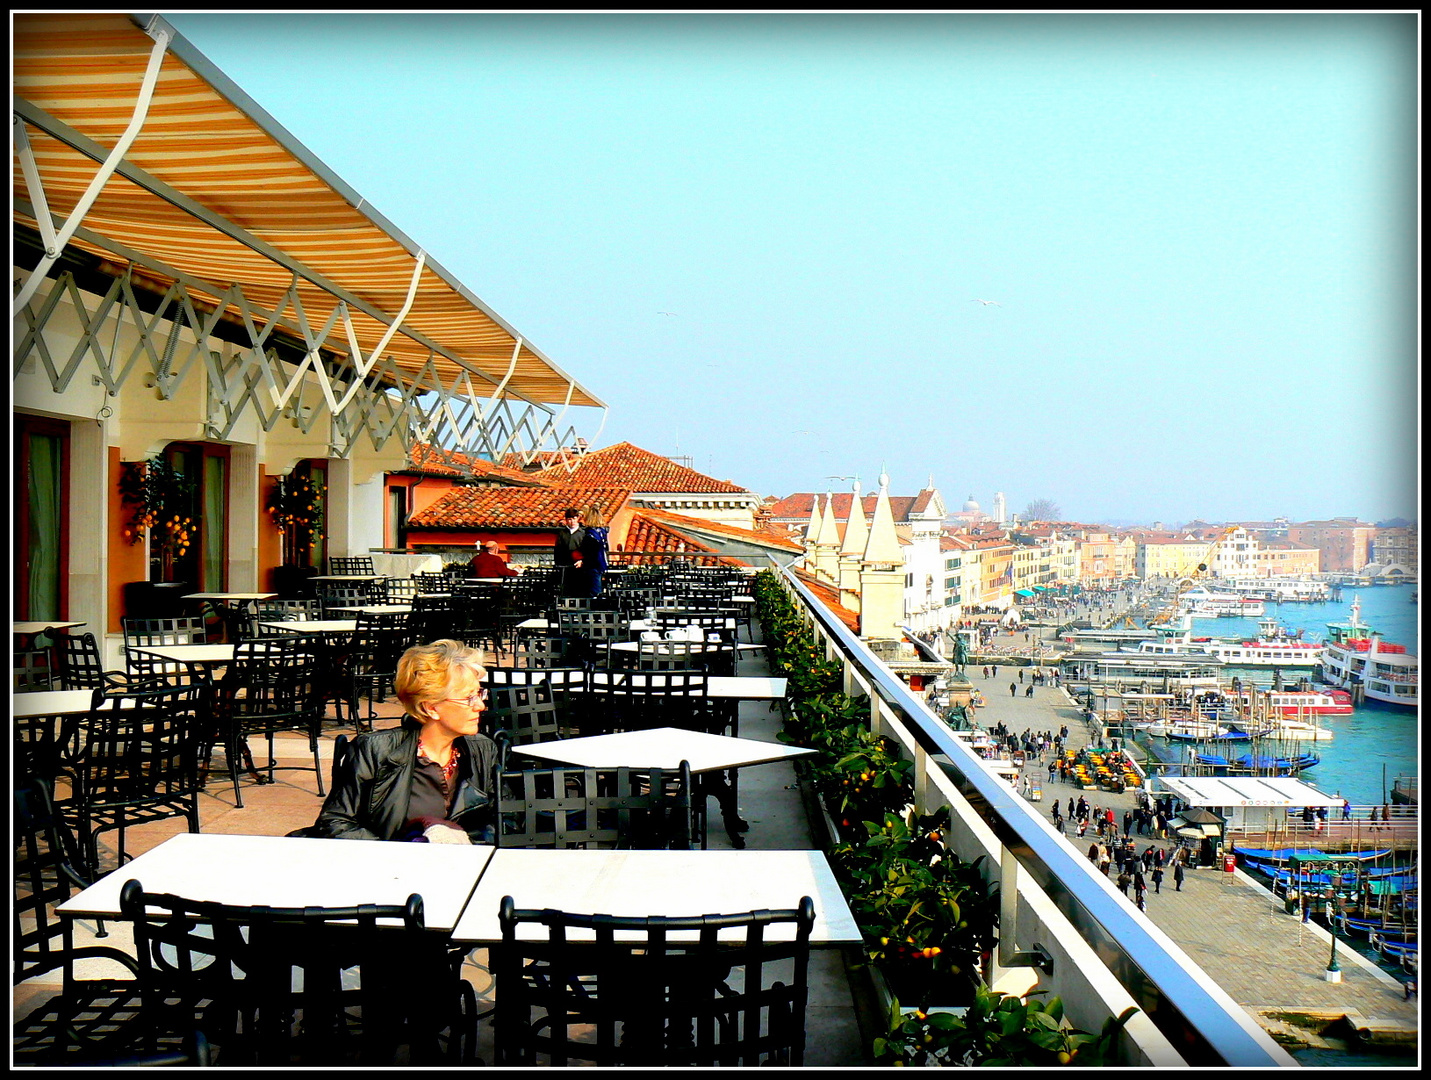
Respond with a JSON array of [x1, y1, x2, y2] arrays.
[[531, 442, 751, 494], [407, 486, 631, 530]]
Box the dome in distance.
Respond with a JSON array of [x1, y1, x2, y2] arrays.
[[962, 494, 981, 513]]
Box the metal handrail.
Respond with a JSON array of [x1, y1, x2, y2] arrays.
[[778, 566, 1287, 1067]]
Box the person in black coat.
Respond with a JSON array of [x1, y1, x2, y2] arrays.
[[308, 640, 499, 843], [1173, 861, 1185, 891], [553, 506, 585, 596]]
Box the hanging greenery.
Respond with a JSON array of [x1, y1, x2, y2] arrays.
[[119, 458, 195, 558], [267, 471, 324, 557]]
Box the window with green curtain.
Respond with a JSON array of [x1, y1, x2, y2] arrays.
[[204, 454, 227, 590], [26, 431, 63, 622]]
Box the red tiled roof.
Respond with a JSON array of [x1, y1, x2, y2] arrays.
[[407, 486, 631, 529], [639, 507, 804, 552], [530, 442, 750, 494], [616, 511, 747, 567], [766, 491, 938, 523], [406, 443, 549, 485], [790, 567, 860, 633]]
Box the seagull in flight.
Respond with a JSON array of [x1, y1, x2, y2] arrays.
[[656, 311, 677, 316], [971, 299, 1002, 306]]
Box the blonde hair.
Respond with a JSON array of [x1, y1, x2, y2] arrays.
[[580, 506, 605, 528], [395, 639, 486, 720]]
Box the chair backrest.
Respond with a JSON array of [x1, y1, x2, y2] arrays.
[[384, 577, 419, 604], [655, 609, 737, 633], [586, 668, 716, 735], [494, 894, 814, 1066], [118, 879, 447, 1065], [513, 631, 579, 669], [217, 638, 322, 722], [556, 609, 631, 644], [494, 762, 693, 850], [407, 594, 455, 647], [74, 684, 208, 814], [486, 683, 573, 747], [351, 611, 411, 674], [329, 555, 377, 576], [122, 616, 209, 684], [607, 640, 730, 676], [57, 631, 108, 691], [316, 583, 370, 617], [13, 774, 135, 985], [256, 598, 323, 622]]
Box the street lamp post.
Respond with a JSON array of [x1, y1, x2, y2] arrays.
[[1325, 886, 1342, 982]]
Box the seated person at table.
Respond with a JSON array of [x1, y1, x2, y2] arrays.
[[468, 539, 520, 578], [307, 639, 499, 844]]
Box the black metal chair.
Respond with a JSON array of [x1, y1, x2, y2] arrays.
[[407, 593, 456, 648], [59, 631, 156, 693], [55, 683, 208, 879], [513, 630, 583, 669], [556, 609, 632, 653], [15, 646, 55, 691], [122, 616, 209, 687], [384, 576, 419, 604], [487, 683, 578, 749], [329, 555, 377, 576], [255, 598, 323, 623], [12, 775, 161, 1064], [493, 895, 815, 1066], [209, 638, 325, 808], [348, 611, 412, 731], [493, 761, 693, 851], [14, 686, 104, 782], [120, 880, 477, 1065], [585, 668, 717, 735], [316, 582, 370, 619], [607, 639, 734, 678]]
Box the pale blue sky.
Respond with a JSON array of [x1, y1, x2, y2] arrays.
[[165, 12, 1417, 525]]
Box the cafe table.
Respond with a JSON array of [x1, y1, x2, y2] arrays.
[[259, 619, 359, 635], [57, 832, 495, 934], [607, 639, 766, 655], [13, 620, 87, 640], [516, 616, 654, 633], [14, 621, 88, 691], [310, 574, 384, 583], [449, 848, 860, 946], [183, 592, 278, 642], [327, 604, 413, 616], [511, 726, 815, 848], [12, 688, 98, 719], [125, 643, 235, 668]]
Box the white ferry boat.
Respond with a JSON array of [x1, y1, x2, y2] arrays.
[[1224, 578, 1331, 603], [1318, 596, 1418, 710], [1175, 585, 1266, 618], [1122, 617, 1322, 668]]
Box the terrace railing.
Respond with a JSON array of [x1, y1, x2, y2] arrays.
[[775, 565, 1292, 1068]]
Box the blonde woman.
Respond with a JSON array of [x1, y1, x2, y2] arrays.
[[309, 639, 498, 843], [577, 506, 610, 597]]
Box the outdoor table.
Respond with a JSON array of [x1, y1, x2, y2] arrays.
[[517, 617, 654, 633], [259, 619, 359, 635], [12, 688, 97, 719], [14, 620, 87, 640], [57, 832, 496, 933], [126, 643, 236, 668], [608, 640, 766, 654], [512, 727, 816, 848], [449, 848, 860, 945], [328, 604, 412, 616], [310, 575, 384, 583], [700, 676, 788, 700]]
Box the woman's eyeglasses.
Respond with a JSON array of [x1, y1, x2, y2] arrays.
[[442, 688, 489, 709]]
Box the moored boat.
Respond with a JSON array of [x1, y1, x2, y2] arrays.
[[1175, 585, 1267, 617], [1319, 595, 1419, 709]]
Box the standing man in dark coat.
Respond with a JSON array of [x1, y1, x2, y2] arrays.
[[553, 506, 585, 596], [1173, 861, 1185, 891]]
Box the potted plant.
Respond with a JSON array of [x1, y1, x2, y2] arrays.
[[119, 458, 196, 615], [267, 471, 324, 596]]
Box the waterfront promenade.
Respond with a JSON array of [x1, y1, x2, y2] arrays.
[[966, 633, 1418, 1055]]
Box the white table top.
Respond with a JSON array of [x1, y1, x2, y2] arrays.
[[182, 592, 276, 602], [127, 643, 235, 664], [450, 848, 859, 945], [12, 689, 97, 718], [58, 833, 495, 932], [311, 574, 383, 582], [329, 604, 413, 615], [608, 640, 764, 654], [259, 620, 359, 634], [517, 617, 654, 632], [14, 621, 86, 636], [513, 727, 815, 774], [702, 676, 787, 700]]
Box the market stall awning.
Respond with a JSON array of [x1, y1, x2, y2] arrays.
[[13, 12, 603, 421], [1014, 588, 1035, 597], [1159, 776, 1342, 808]]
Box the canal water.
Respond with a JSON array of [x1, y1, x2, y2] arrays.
[[1166, 583, 1418, 806]]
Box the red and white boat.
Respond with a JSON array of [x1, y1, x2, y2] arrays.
[[1228, 687, 1354, 717]]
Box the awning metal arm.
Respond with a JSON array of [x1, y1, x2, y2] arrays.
[[12, 23, 171, 316]]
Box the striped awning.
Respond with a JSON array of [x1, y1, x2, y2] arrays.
[[12, 12, 603, 411]]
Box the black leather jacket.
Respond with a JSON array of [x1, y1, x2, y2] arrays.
[[310, 719, 499, 842]]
